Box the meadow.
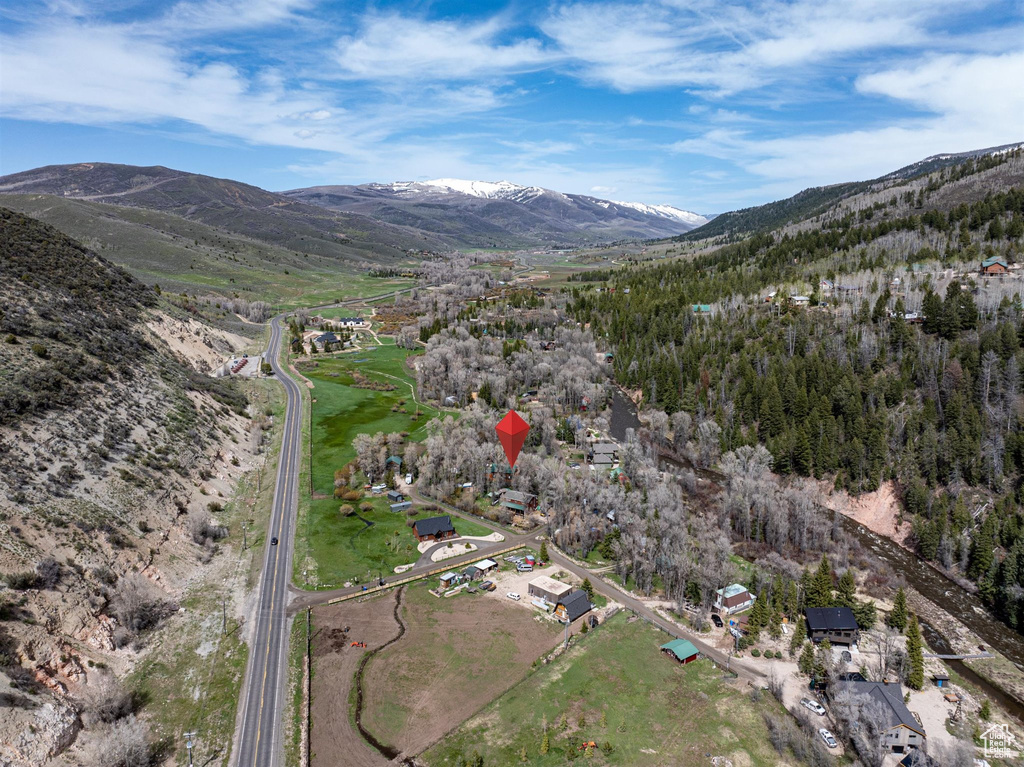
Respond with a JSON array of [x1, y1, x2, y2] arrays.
[[423, 612, 786, 767], [293, 346, 467, 587]]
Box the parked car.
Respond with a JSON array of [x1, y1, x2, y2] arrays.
[[506, 592, 521, 601], [801, 699, 826, 716], [818, 729, 838, 749], [841, 650, 852, 663], [270, 537, 278, 545], [480, 581, 496, 592], [711, 614, 724, 628], [405, 473, 413, 484], [517, 564, 533, 572]]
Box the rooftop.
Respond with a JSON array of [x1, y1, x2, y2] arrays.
[[660, 638, 699, 660], [529, 576, 572, 596], [716, 584, 749, 598], [805, 606, 859, 632]]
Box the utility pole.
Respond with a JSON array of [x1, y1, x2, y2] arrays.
[[184, 732, 197, 767], [221, 595, 227, 635], [242, 521, 248, 552], [563, 618, 570, 649]]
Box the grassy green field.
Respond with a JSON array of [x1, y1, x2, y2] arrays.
[[423, 613, 785, 767], [293, 346, 456, 587]]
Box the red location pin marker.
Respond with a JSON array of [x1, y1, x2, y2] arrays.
[[495, 410, 530, 469]]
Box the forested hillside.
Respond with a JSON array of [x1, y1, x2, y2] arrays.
[[569, 148, 1024, 632]]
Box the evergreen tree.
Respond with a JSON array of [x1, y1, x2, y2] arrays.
[[905, 614, 925, 690], [760, 378, 785, 438], [581, 577, 594, 600], [748, 591, 770, 637], [807, 555, 833, 608], [836, 570, 856, 608], [540, 732, 549, 755], [539, 540, 549, 561], [887, 587, 908, 632], [798, 642, 815, 675], [852, 600, 877, 630], [789, 616, 807, 656]]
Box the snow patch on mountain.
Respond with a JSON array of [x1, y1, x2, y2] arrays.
[[609, 200, 709, 227]]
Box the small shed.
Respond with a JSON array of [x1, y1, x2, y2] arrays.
[[474, 558, 498, 575], [661, 639, 700, 664], [439, 572, 460, 589], [387, 490, 404, 503], [933, 674, 949, 688]]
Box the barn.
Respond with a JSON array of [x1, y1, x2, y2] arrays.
[[661, 639, 700, 664], [553, 590, 592, 622]]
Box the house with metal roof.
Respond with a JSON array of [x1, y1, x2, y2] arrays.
[[660, 639, 700, 664], [713, 584, 754, 614], [412, 515, 456, 542], [553, 589, 592, 622], [805, 607, 860, 646], [981, 256, 1009, 275], [389, 501, 412, 513], [385, 455, 403, 468], [834, 680, 926, 753], [497, 489, 538, 513]]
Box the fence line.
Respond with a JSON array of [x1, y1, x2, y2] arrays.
[[322, 543, 525, 606]]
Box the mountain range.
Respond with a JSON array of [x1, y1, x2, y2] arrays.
[[0, 164, 707, 255], [282, 177, 707, 248]]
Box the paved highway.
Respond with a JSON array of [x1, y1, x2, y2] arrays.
[[233, 316, 303, 767]]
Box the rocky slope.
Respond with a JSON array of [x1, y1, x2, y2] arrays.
[[0, 209, 264, 766]]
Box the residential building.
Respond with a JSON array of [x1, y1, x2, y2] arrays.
[[790, 295, 810, 306], [660, 639, 700, 664], [553, 589, 592, 622], [833, 680, 926, 754], [528, 576, 572, 605], [805, 607, 860, 646], [412, 515, 456, 542], [713, 584, 754, 614], [313, 332, 339, 350], [497, 489, 538, 513], [385, 455, 403, 469], [981, 256, 1009, 275], [336, 317, 365, 327]]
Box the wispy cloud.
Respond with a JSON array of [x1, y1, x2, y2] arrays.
[[334, 14, 553, 81], [0, 0, 1021, 210]]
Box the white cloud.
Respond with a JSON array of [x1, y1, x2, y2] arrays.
[[672, 51, 1024, 191], [334, 15, 552, 81]]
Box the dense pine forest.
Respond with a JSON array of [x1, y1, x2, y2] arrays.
[[569, 151, 1024, 633]]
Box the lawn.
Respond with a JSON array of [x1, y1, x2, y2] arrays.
[[423, 612, 786, 767], [292, 346, 448, 588]]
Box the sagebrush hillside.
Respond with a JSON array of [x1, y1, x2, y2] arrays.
[[0, 208, 263, 766]]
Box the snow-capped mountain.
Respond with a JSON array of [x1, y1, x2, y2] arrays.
[[282, 178, 708, 248]]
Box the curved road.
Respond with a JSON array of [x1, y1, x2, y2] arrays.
[[233, 316, 303, 767], [233, 295, 761, 766]]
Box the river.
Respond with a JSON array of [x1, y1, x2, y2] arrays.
[[608, 388, 1024, 720]]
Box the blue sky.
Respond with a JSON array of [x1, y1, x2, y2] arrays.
[[1, 0, 1022, 212]]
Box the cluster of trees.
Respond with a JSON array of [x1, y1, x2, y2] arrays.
[[414, 324, 605, 414]]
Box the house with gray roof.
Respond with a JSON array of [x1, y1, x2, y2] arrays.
[[834, 680, 926, 754]]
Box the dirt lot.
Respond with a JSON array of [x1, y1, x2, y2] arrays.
[[479, 563, 580, 610], [310, 592, 403, 767], [359, 581, 562, 758]]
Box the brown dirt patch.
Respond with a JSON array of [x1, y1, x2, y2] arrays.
[[309, 593, 401, 767], [823, 479, 912, 544], [360, 582, 562, 757]]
